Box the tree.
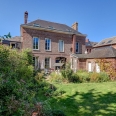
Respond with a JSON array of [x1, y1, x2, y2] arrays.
[[0, 32, 11, 39]]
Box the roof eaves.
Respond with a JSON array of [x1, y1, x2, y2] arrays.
[[21, 24, 87, 37]]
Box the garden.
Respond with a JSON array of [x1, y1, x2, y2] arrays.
[[1, 45, 116, 116]]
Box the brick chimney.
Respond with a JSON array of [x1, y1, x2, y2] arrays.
[[86, 39, 89, 42], [24, 11, 28, 24], [72, 22, 78, 31]]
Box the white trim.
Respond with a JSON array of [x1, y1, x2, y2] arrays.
[[45, 38, 51, 51], [58, 40, 64, 52], [33, 37, 39, 50], [88, 62, 92, 72]]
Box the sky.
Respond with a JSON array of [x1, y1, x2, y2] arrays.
[[1, 0, 116, 42]]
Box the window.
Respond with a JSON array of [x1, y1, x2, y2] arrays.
[[33, 37, 39, 50], [33, 57, 39, 69], [45, 58, 50, 69], [59, 40, 64, 52], [45, 38, 51, 51], [76, 42, 79, 53], [11, 43, 16, 49]]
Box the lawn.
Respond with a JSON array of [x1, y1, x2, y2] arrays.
[[40, 82, 116, 116]]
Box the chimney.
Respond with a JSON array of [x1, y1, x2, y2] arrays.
[[24, 11, 28, 24], [71, 22, 78, 31], [86, 39, 89, 42]]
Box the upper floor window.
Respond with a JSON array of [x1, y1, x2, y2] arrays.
[[33, 37, 39, 50], [59, 40, 64, 52], [45, 38, 51, 51], [76, 42, 79, 53]]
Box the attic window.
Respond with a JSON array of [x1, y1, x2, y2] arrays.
[[33, 24, 40, 27], [107, 40, 112, 43], [66, 29, 72, 32], [101, 42, 105, 44], [48, 26, 53, 29]]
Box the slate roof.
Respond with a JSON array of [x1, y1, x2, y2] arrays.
[[88, 46, 116, 58], [72, 46, 116, 59], [85, 40, 98, 47], [2, 36, 21, 44], [21, 19, 86, 36], [94, 36, 116, 47]]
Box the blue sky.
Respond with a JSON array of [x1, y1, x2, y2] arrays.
[[1, 0, 116, 42]]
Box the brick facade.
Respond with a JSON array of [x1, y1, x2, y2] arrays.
[[21, 27, 86, 70]]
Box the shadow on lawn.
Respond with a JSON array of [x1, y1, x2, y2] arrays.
[[50, 89, 116, 116]]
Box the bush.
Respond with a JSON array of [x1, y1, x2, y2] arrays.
[[90, 72, 109, 82], [76, 71, 90, 83], [0, 45, 36, 115]]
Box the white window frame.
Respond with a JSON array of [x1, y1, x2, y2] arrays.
[[45, 38, 51, 51], [76, 42, 79, 53], [45, 57, 51, 69], [33, 57, 39, 69], [33, 37, 39, 50], [58, 40, 64, 52]]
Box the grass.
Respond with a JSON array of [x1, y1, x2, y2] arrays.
[[39, 82, 116, 116]]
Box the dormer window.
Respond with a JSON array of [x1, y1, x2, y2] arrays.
[[33, 24, 40, 27]]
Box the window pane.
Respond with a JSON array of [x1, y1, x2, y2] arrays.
[[76, 43, 79, 53], [59, 40, 64, 52], [45, 39, 51, 50], [45, 58, 50, 69], [36, 38, 38, 49], [33, 38, 39, 49]]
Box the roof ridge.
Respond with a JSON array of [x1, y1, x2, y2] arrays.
[[27, 19, 67, 26]]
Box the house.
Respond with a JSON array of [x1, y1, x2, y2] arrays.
[[86, 36, 116, 72], [85, 39, 97, 54], [20, 11, 87, 70], [0, 36, 22, 49]]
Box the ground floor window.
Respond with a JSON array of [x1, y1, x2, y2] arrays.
[[45, 58, 50, 69], [33, 57, 39, 69]]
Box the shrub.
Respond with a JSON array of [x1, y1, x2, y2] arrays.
[[89, 72, 109, 82], [0, 45, 36, 115], [76, 71, 90, 83], [49, 72, 64, 83]]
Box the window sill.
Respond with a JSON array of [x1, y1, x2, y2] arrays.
[[33, 49, 40, 51], [45, 50, 52, 52], [59, 51, 64, 53]]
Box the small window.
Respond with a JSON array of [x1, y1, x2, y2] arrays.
[[45, 38, 51, 51], [10, 43, 16, 49], [45, 58, 50, 69], [76, 42, 79, 53], [33, 37, 39, 50], [59, 40, 64, 52], [33, 57, 39, 69], [107, 40, 112, 43]]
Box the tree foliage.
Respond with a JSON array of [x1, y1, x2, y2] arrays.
[[0, 45, 37, 115]]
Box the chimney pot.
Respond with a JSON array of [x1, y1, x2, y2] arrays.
[[24, 11, 28, 24]]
